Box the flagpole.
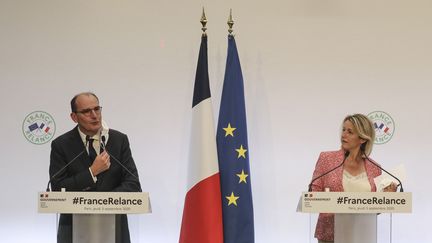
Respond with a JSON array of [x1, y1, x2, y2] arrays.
[[227, 9, 234, 36], [201, 7, 207, 37]]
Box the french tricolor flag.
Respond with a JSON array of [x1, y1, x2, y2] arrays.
[[179, 34, 223, 243], [375, 122, 390, 134], [40, 123, 50, 133]]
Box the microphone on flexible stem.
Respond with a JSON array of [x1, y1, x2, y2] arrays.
[[46, 135, 90, 192], [100, 135, 140, 183], [362, 149, 404, 192], [308, 151, 350, 192]]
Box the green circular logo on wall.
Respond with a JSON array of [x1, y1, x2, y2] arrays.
[[22, 111, 56, 145], [368, 111, 395, 145]]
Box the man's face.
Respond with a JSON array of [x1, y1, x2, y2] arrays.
[[70, 94, 102, 136]]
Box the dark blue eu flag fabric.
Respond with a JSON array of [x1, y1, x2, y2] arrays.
[[216, 35, 255, 243]]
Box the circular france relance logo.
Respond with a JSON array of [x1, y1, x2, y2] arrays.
[[368, 111, 395, 145], [22, 111, 56, 145]]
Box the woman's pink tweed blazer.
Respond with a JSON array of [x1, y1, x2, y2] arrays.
[[310, 149, 382, 241]]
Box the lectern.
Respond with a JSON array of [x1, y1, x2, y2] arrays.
[[38, 191, 151, 243], [298, 191, 411, 243]]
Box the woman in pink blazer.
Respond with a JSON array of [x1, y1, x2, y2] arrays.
[[310, 114, 395, 243]]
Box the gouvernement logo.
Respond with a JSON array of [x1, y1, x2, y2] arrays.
[[368, 111, 395, 145], [22, 111, 56, 145]]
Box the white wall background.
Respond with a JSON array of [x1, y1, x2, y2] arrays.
[[1, 0, 431, 242]]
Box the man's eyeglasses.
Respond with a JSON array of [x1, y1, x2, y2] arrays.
[[75, 106, 102, 116]]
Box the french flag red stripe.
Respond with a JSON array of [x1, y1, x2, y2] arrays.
[[179, 173, 223, 243]]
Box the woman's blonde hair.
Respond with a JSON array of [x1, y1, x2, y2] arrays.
[[343, 114, 375, 156]]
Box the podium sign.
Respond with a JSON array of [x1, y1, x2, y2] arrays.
[[300, 191, 411, 214], [38, 191, 151, 214]]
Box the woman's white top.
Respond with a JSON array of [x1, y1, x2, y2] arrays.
[[343, 170, 371, 192]]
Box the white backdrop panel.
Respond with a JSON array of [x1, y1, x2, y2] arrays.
[[0, 0, 431, 242]]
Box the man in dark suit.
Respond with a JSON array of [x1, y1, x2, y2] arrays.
[[49, 92, 141, 243]]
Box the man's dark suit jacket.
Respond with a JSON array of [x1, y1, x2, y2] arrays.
[[49, 126, 141, 243]]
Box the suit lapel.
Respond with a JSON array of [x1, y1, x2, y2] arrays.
[[68, 126, 93, 170]]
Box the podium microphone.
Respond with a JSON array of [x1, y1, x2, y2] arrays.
[[308, 151, 350, 192], [100, 135, 141, 188], [46, 136, 90, 192]]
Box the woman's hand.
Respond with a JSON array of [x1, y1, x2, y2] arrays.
[[383, 182, 397, 192]]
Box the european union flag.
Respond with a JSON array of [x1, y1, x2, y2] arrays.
[[28, 123, 39, 132], [216, 35, 254, 243]]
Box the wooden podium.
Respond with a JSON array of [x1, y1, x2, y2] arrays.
[[38, 191, 151, 243], [298, 191, 411, 243]]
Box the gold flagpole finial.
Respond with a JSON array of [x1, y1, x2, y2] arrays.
[[200, 7, 208, 37], [227, 9, 234, 36]]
